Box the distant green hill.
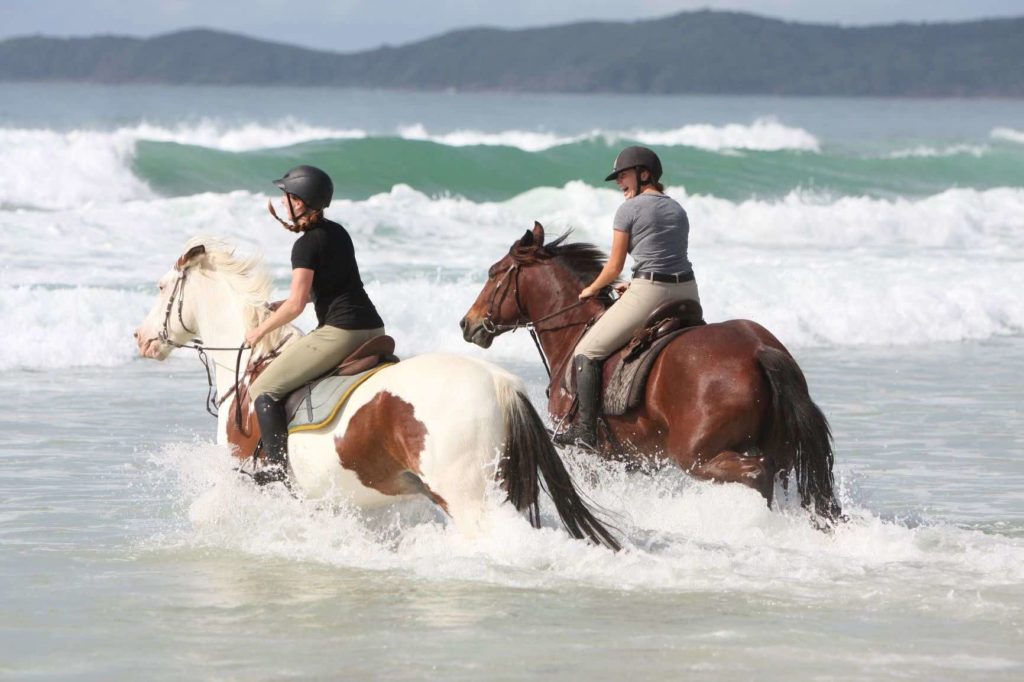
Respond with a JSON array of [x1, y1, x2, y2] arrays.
[[2, 11, 1023, 96]]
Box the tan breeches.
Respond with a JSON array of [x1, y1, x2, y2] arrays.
[[249, 325, 385, 400], [574, 278, 700, 360]]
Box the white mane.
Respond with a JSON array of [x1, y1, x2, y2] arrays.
[[184, 236, 295, 355]]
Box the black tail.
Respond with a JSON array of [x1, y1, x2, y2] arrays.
[[499, 390, 620, 551], [757, 347, 842, 522]]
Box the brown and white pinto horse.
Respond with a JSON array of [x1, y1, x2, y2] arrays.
[[460, 223, 842, 521], [134, 237, 618, 549]]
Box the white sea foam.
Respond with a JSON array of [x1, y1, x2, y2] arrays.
[[144, 439, 1024, 605], [123, 119, 368, 151], [2, 183, 1022, 370], [991, 127, 1024, 144], [0, 117, 824, 209], [0, 128, 155, 208], [398, 117, 820, 152], [884, 144, 988, 158], [397, 123, 578, 152], [0, 286, 151, 371], [622, 117, 821, 152], [0, 121, 373, 208]]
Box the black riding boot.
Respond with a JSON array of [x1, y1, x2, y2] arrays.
[[253, 394, 289, 485], [553, 354, 601, 449]]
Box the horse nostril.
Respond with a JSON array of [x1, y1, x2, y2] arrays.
[[133, 329, 139, 340], [459, 317, 466, 331]]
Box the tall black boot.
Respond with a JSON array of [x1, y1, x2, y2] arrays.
[[553, 355, 601, 449], [253, 394, 289, 486]]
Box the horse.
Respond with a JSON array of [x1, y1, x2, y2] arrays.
[[133, 237, 619, 550], [460, 222, 842, 522]]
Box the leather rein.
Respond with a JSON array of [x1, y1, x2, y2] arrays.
[[158, 265, 280, 429]]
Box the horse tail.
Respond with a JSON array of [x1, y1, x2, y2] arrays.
[[757, 347, 843, 522], [493, 378, 620, 551]]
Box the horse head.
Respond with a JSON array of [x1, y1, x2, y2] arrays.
[[134, 238, 277, 360], [134, 242, 208, 359], [461, 221, 610, 349], [460, 221, 550, 348]]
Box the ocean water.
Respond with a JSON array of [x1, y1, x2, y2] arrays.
[[1, 84, 1022, 680]]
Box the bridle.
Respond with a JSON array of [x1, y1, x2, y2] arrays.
[[158, 266, 199, 348], [155, 263, 253, 424], [481, 262, 597, 379]]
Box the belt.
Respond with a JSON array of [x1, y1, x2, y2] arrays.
[[633, 270, 695, 284]]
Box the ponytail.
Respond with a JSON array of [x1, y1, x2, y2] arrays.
[[267, 202, 324, 233]]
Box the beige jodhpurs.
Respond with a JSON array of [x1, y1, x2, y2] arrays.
[[574, 278, 700, 360], [249, 325, 385, 400]]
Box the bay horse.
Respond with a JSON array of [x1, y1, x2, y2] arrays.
[[460, 222, 842, 522], [133, 237, 618, 549]]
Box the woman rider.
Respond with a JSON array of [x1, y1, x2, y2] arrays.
[[246, 165, 385, 483], [553, 146, 700, 449]]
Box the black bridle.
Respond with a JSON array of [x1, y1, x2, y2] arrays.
[[481, 263, 596, 379]]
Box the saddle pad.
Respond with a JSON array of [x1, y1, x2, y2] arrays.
[[602, 329, 690, 416], [287, 363, 395, 434]]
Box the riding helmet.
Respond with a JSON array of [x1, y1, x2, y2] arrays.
[[273, 165, 334, 210], [604, 146, 663, 182]]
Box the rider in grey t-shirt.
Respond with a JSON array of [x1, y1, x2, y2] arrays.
[[553, 146, 701, 449], [613, 193, 693, 277]]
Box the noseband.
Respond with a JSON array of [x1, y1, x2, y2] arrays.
[[481, 262, 593, 378], [155, 262, 250, 422], [159, 267, 198, 347]]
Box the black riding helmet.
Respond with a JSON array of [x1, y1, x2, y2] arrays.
[[604, 146, 663, 184], [273, 165, 334, 211]]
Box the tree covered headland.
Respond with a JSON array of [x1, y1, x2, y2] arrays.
[[2, 11, 1022, 96]]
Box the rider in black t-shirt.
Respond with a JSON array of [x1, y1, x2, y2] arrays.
[[246, 165, 385, 484]]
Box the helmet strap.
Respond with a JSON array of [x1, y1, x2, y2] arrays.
[[287, 193, 311, 224], [638, 167, 654, 188]]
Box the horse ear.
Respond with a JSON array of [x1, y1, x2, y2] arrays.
[[532, 221, 545, 246], [176, 244, 206, 270], [520, 229, 534, 247]]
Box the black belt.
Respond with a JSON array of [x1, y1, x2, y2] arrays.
[[633, 270, 695, 284]]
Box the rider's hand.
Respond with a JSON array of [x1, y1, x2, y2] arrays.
[[579, 285, 598, 300], [614, 282, 630, 294], [245, 327, 263, 348]]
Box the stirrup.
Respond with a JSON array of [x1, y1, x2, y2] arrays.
[[552, 425, 597, 450], [252, 464, 289, 487]]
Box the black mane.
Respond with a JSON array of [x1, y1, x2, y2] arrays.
[[545, 232, 620, 292], [509, 231, 618, 308]]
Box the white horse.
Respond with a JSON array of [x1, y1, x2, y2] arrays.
[[134, 237, 617, 549]]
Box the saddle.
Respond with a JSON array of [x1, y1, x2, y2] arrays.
[[565, 301, 705, 417], [283, 335, 400, 432]]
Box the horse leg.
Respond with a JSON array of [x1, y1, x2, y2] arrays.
[[686, 449, 775, 505]]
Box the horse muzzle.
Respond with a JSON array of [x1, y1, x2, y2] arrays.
[[134, 328, 171, 360], [459, 315, 494, 349]]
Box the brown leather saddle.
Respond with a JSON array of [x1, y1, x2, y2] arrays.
[[564, 300, 705, 417], [284, 334, 400, 421]]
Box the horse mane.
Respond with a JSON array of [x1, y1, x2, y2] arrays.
[[512, 230, 617, 308], [183, 236, 291, 355]]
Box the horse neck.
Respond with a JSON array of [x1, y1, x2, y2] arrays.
[[523, 264, 605, 382], [190, 272, 257, 443]]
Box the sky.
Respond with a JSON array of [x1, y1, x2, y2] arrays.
[[5, 0, 1023, 51]]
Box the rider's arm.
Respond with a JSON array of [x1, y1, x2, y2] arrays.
[[246, 267, 313, 345], [579, 230, 629, 299]]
